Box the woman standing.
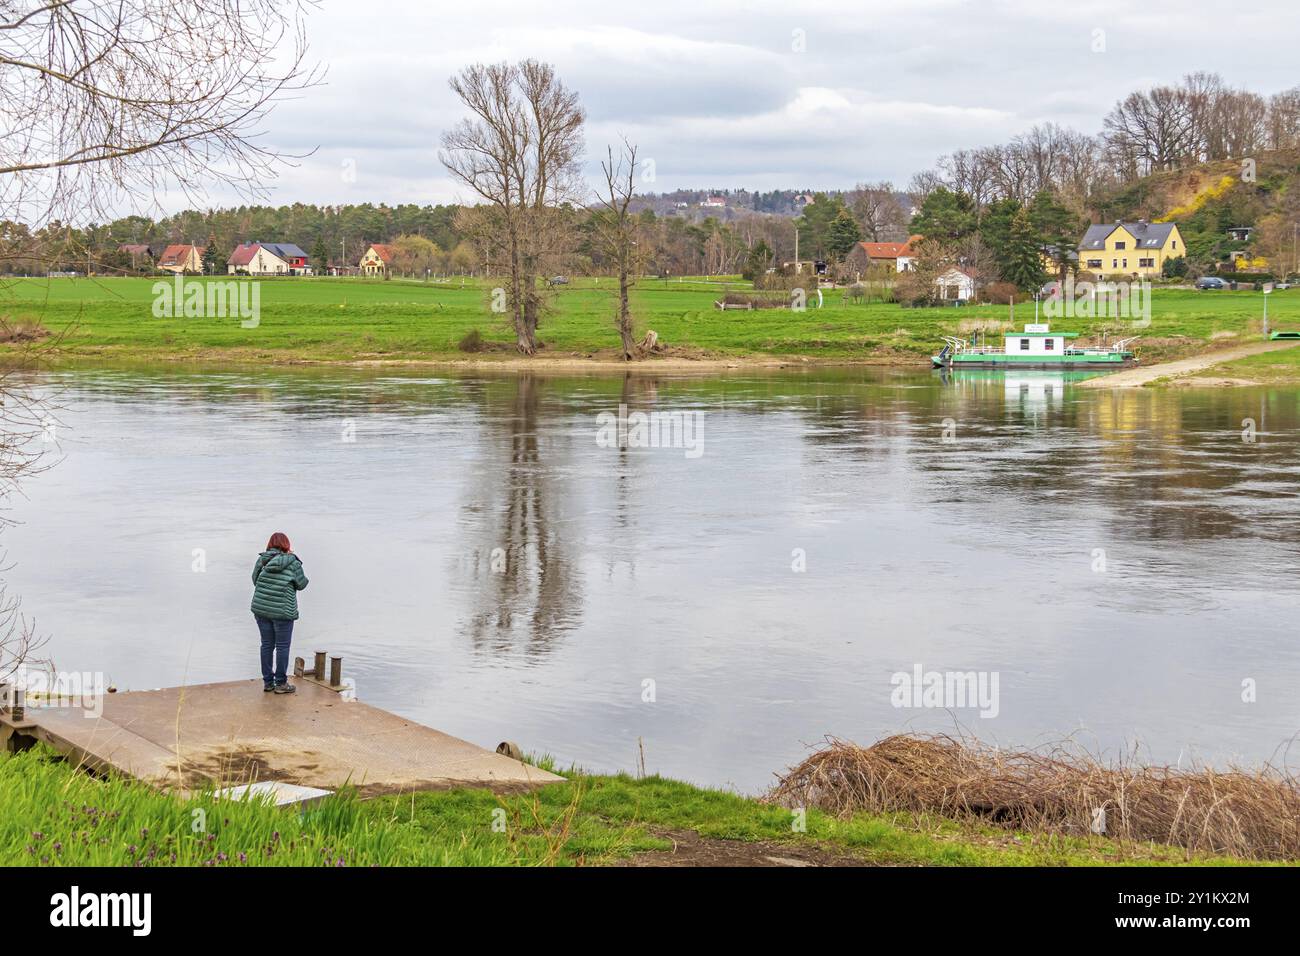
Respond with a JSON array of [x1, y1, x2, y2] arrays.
[[251, 532, 309, 694]]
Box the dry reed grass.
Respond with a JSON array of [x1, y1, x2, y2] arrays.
[[769, 734, 1300, 861]]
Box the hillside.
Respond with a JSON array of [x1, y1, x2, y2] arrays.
[[1091, 149, 1300, 275]]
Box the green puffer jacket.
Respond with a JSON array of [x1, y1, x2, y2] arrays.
[[250, 549, 309, 621]]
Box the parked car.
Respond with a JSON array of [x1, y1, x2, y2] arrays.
[[1195, 276, 1228, 290], [548, 275, 570, 286]]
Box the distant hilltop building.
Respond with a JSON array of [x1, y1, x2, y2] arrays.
[[700, 196, 727, 208]]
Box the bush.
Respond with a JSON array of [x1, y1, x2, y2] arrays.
[[1212, 270, 1275, 283], [1162, 256, 1189, 278], [457, 328, 485, 353], [983, 282, 1022, 305]]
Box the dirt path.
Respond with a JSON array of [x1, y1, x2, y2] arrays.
[[1077, 339, 1300, 388], [619, 828, 878, 867]]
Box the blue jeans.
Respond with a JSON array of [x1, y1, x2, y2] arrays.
[[255, 616, 295, 686]]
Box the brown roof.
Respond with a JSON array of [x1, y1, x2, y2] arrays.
[[858, 241, 911, 260], [118, 244, 153, 257], [158, 244, 203, 264], [366, 243, 393, 263]]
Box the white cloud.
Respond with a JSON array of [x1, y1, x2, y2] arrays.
[[152, 0, 1300, 210]]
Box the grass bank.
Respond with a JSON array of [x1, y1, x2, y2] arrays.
[[0, 745, 1285, 866], [3, 276, 1300, 370]]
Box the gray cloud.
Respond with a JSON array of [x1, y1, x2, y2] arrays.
[[167, 0, 1300, 211]]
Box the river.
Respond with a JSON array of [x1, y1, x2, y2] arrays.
[[7, 365, 1300, 792]]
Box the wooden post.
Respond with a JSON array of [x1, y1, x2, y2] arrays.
[[313, 651, 327, 680], [329, 656, 342, 688]]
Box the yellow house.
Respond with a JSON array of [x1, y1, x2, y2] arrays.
[[358, 243, 392, 276], [1078, 220, 1184, 278]]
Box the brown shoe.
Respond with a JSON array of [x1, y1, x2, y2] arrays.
[[273, 683, 296, 695]]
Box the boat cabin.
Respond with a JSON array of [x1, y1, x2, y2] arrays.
[[1003, 324, 1078, 355]]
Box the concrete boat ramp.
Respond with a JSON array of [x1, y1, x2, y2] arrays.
[[0, 654, 562, 798]]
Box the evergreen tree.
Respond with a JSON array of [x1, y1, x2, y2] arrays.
[[1004, 208, 1047, 291], [827, 210, 863, 260], [911, 187, 977, 243], [312, 237, 328, 274]]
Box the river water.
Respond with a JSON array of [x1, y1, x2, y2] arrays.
[[8, 365, 1300, 792]]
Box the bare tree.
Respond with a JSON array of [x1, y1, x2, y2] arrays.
[[1, 0, 321, 228], [1267, 87, 1300, 150], [592, 140, 643, 360], [1104, 85, 1195, 176], [441, 60, 585, 355], [846, 181, 908, 241]]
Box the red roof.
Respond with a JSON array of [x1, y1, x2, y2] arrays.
[[858, 241, 911, 259], [158, 244, 202, 265], [227, 243, 261, 267], [367, 243, 393, 263]]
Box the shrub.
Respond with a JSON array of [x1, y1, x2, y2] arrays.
[[983, 282, 1022, 305], [457, 328, 485, 353]]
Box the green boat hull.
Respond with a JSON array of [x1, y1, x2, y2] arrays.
[[932, 353, 1134, 370]]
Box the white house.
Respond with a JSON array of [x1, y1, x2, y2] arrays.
[[935, 267, 975, 302], [228, 242, 290, 275]]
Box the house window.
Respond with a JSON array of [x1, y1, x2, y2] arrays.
[[1115, 241, 1126, 250], [1087, 259, 1102, 269], [1020, 339, 1030, 351], [1112, 259, 1118, 269], [1173, 241, 1177, 249], [1045, 338, 1055, 351], [1123, 259, 1128, 268], [1139, 258, 1154, 268]]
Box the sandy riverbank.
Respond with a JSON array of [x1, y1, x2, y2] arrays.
[[1077, 339, 1300, 388]]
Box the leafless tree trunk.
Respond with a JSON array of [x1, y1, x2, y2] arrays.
[[441, 60, 584, 355], [593, 141, 643, 360]]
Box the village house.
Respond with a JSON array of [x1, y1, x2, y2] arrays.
[[359, 243, 393, 276], [935, 267, 976, 302], [118, 243, 155, 260], [700, 196, 727, 208], [228, 242, 287, 275], [844, 236, 921, 278], [1077, 220, 1184, 278], [1040, 243, 1079, 279], [156, 244, 205, 274], [227, 242, 311, 276]]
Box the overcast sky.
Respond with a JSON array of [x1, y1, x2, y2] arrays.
[[184, 0, 1300, 212]]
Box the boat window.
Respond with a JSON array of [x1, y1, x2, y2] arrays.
[[1044, 338, 1055, 350], [1020, 339, 1030, 350]]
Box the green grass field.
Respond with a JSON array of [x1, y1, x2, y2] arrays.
[[0, 746, 1277, 866], [2, 275, 1298, 366]]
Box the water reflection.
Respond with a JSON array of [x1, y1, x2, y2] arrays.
[[7, 363, 1300, 792], [457, 375, 584, 656]]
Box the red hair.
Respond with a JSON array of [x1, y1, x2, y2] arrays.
[[266, 532, 292, 552]]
